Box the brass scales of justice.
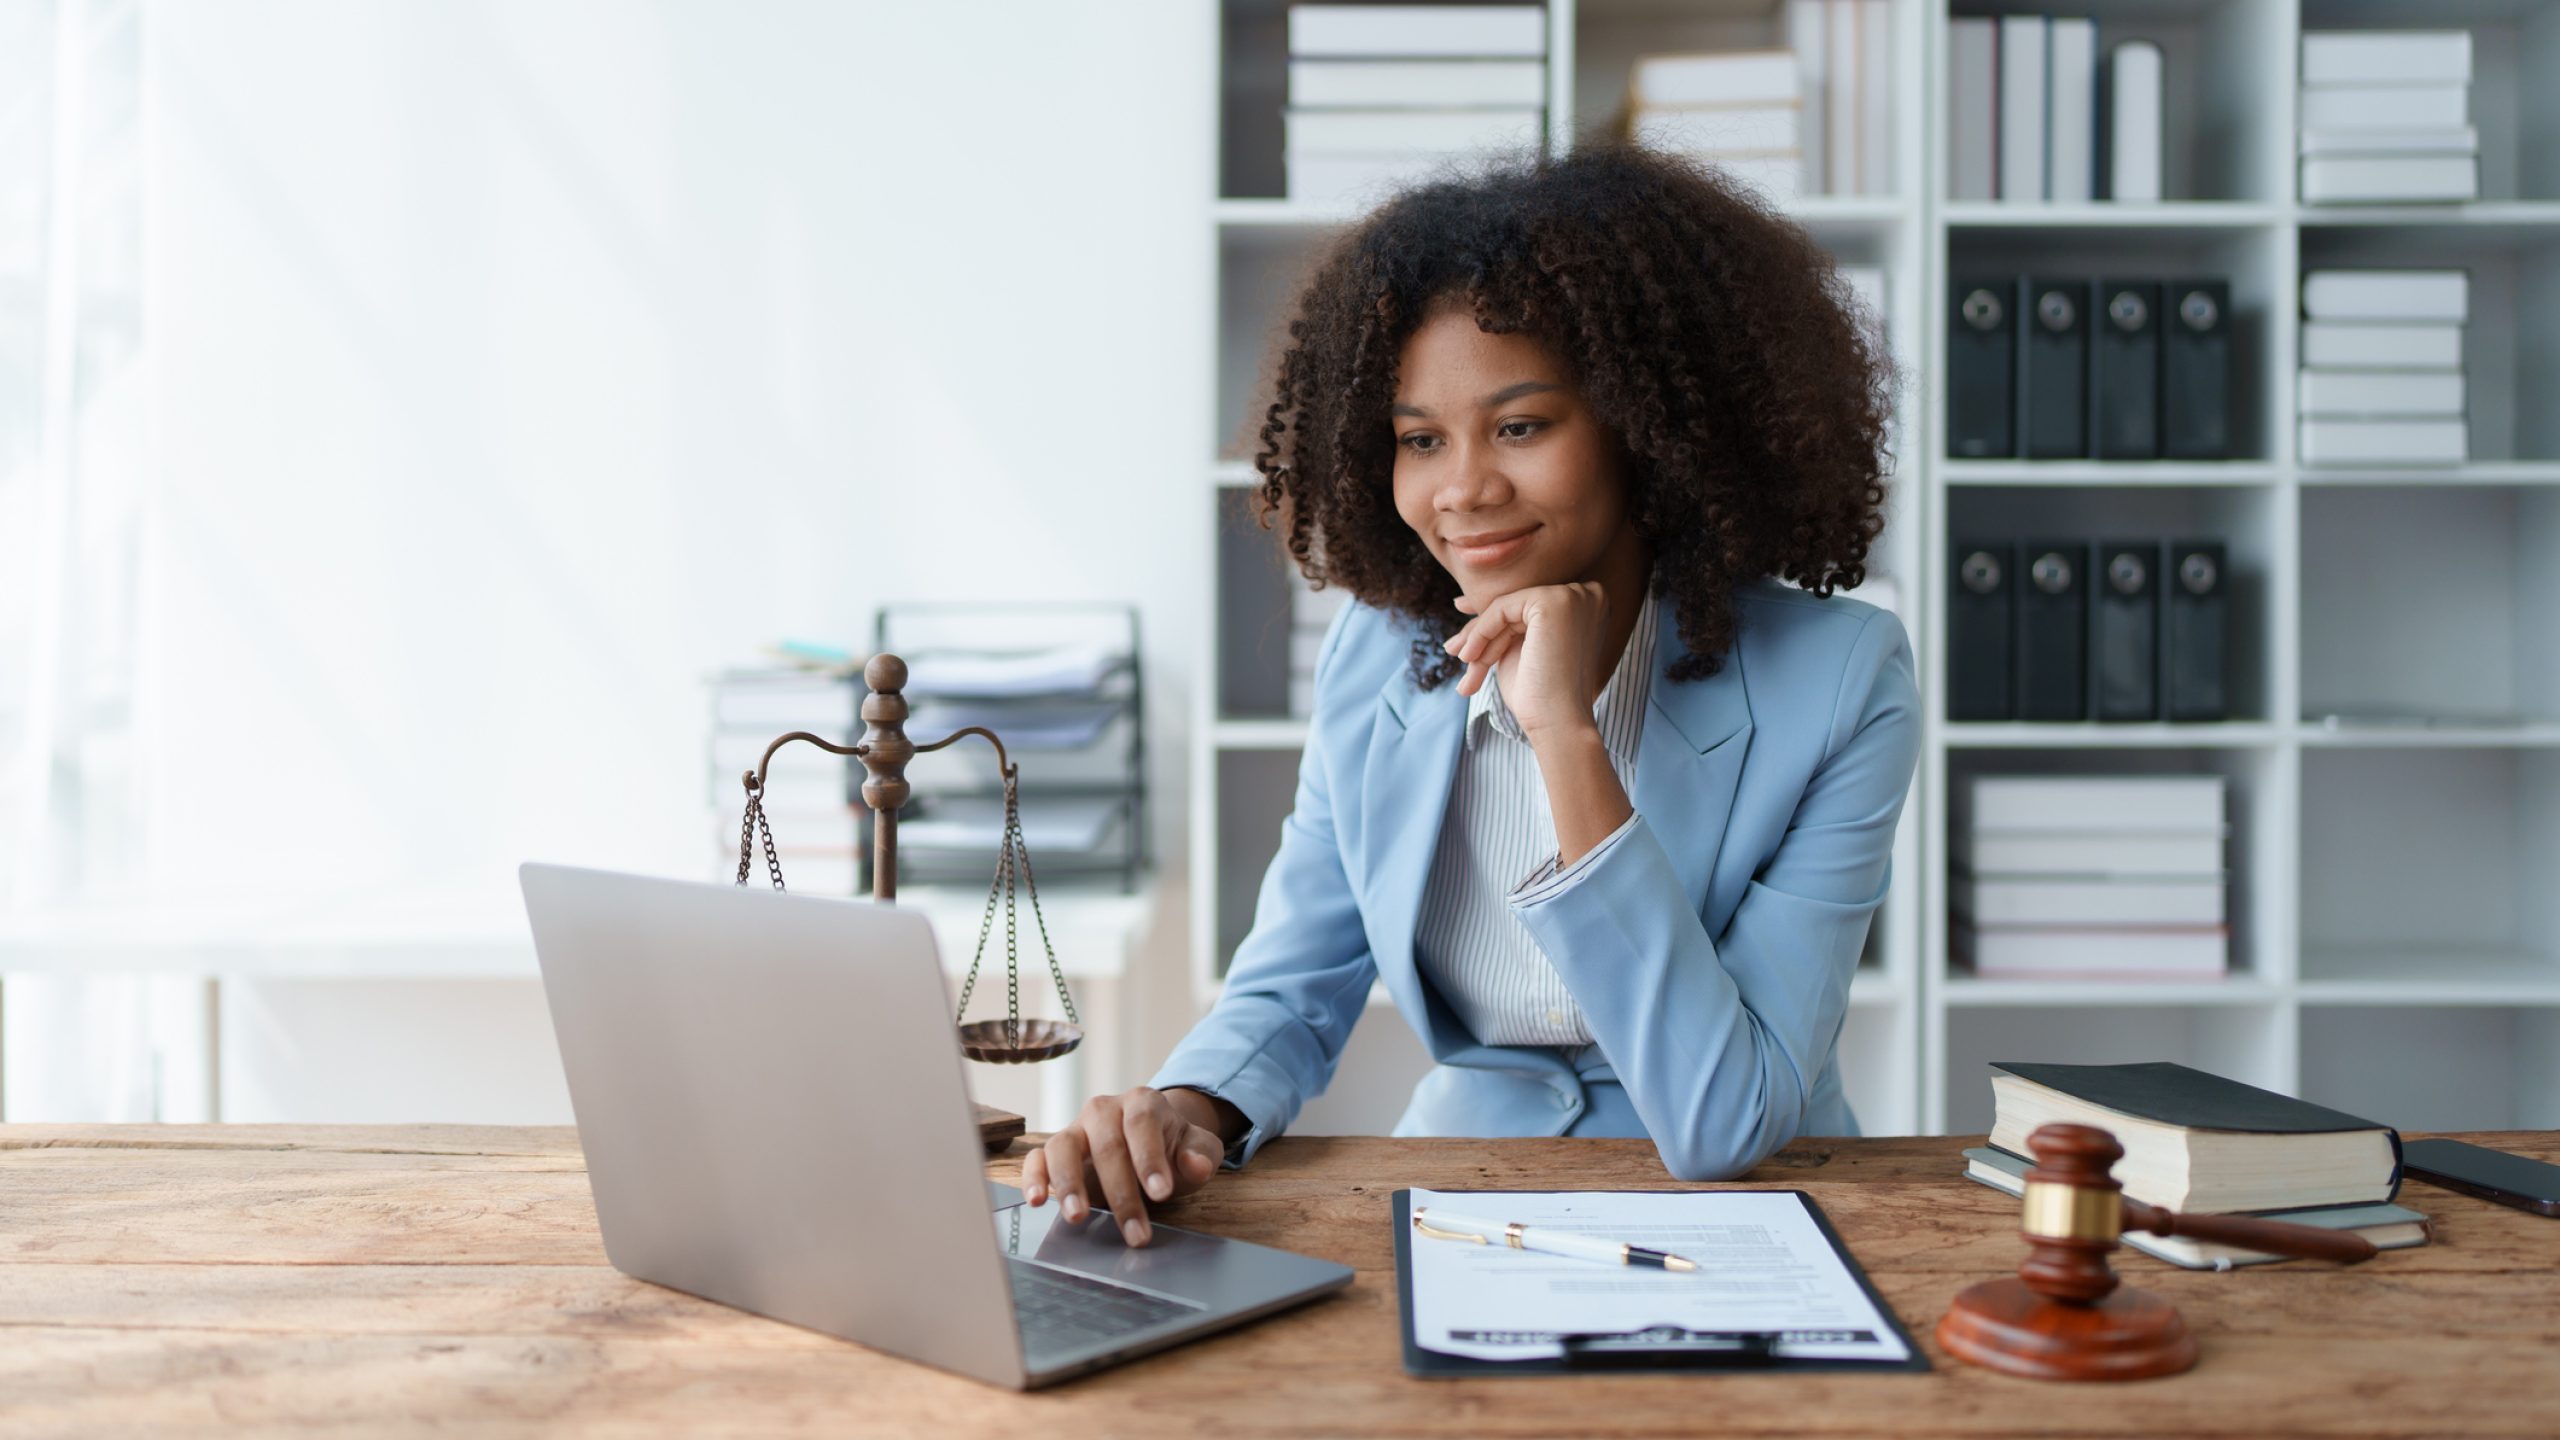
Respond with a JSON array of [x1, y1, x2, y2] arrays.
[[730, 652, 1084, 1110]]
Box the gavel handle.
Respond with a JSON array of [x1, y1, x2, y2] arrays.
[[2122, 1199, 2378, 1263]]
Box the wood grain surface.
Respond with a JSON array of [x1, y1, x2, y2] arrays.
[[3, 1125, 2554, 1438]]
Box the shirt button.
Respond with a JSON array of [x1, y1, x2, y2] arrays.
[[1545, 1009, 1566, 1026], [1554, 1091, 1574, 1111]]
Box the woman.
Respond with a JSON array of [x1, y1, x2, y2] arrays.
[[1028, 144, 1918, 1246]]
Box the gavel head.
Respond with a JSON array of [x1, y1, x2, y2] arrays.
[[2015, 1122, 2129, 1306]]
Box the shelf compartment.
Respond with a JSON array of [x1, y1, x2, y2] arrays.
[[2297, 945, 2560, 1004], [1945, 485, 2279, 722], [1840, 995, 1920, 1137], [2298, 488, 2560, 725], [2297, 224, 2560, 461], [2300, 1006, 2560, 1132], [1947, 0, 2294, 204], [2299, 748, 2560, 977], [2299, 0, 2560, 204], [1212, 747, 1301, 974], [1947, 227, 2285, 461], [1942, 1002, 2289, 1136], [1946, 745, 2285, 984]]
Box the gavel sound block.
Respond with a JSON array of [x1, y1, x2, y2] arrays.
[[1940, 1122, 2378, 1381]]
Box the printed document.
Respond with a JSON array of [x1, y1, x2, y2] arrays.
[[1406, 1188, 1912, 1363]]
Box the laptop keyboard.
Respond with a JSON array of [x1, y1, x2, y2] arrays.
[[1007, 1258, 1201, 1348]]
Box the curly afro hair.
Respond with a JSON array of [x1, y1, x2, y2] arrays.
[[1245, 142, 1896, 688]]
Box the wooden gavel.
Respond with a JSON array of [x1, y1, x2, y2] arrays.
[[1941, 1122, 2375, 1380]]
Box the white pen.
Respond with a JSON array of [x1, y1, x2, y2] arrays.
[[1411, 1206, 1700, 1273]]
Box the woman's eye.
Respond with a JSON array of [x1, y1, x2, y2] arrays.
[[1399, 432, 1439, 454], [1499, 420, 1544, 441]]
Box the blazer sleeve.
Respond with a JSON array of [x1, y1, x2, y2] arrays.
[[1147, 607, 1377, 1168], [1510, 608, 1920, 1182]]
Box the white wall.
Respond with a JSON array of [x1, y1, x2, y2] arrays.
[[8, 0, 1214, 1120]]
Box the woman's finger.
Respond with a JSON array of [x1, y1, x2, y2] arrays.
[[1021, 1146, 1049, 1206], [1122, 1093, 1178, 1203], [1043, 1129, 1091, 1222], [1081, 1107, 1154, 1246]]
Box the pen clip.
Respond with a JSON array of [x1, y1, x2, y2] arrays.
[[1410, 1210, 1488, 1245]]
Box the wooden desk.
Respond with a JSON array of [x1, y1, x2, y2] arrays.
[[4, 1126, 2554, 1437]]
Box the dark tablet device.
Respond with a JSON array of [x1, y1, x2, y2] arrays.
[[2402, 1138, 2560, 1218]]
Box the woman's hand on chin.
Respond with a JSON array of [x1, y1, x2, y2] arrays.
[[1445, 581, 1611, 743]]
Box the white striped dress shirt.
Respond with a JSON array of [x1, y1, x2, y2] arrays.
[[1414, 589, 1659, 1050]]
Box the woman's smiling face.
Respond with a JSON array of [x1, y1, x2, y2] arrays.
[[1389, 299, 1634, 607]]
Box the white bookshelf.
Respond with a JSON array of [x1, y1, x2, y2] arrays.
[[1200, 0, 2560, 1145]]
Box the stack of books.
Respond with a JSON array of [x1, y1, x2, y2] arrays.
[[1952, 775, 2229, 979], [1284, 4, 1547, 206], [2299, 269, 2469, 466], [2299, 31, 2478, 205], [1962, 1061, 2430, 1270], [1619, 1, 1892, 201], [1947, 16, 2160, 203], [704, 661, 862, 893]]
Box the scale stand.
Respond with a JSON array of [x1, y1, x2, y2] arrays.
[[733, 654, 1084, 1144]]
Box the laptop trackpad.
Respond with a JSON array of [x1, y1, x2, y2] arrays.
[[994, 1200, 1285, 1307]]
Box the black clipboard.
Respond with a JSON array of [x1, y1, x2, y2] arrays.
[[1392, 1188, 1931, 1377]]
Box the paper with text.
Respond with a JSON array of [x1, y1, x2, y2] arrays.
[[1406, 1189, 1912, 1363]]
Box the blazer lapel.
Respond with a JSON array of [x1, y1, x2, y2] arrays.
[[1631, 599, 1754, 921], [1359, 664, 1467, 1055]]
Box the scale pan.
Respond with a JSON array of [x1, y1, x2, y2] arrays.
[[958, 1018, 1083, 1064]]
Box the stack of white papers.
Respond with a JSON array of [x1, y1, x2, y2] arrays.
[[1404, 1188, 1912, 1364]]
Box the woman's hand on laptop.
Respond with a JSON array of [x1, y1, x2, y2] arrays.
[[1021, 1086, 1233, 1247]]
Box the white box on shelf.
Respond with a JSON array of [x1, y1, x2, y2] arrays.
[[2297, 370, 2466, 418], [2302, 270, 2469, 322], [2045, 18, 2096, 205], [2300, 31, 2471, 87], [2298, 417, 2469, 465], [1284, 107, 1544, 154], [1956, 925, 2230, 978], [1958, 878, 2226, 928], [1855, 0, 1891, 197], [1631, 104, 1799, 155], [2302, 155, 2479, 205], [2104, 39, 2163, 203], [2300, 322, 2464, 371], [1287, 5, 1548, 60], [1963, 776, 2226, 833], [1288, 59, 1547, 109], [1947, 18, 1996, 202], [1997, 15, 2046, 202], [2298, 126, 2479, 157], [2299, 83, 2468, 133], [1784, 0, 1828, 194], [1629, 49, 1796, 107], [1955, 830, 2226, 879]]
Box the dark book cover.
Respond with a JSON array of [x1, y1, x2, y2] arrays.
[[1992, 1060, 2402, 1197]]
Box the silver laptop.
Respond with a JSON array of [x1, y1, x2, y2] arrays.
[[519, 862, 1352, 1389]]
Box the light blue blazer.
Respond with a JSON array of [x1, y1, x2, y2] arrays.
[[1151, 578, 1920, 1182]]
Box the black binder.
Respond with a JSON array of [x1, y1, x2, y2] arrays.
[[2018, 276, 2088, 458], [1947, 276, 2015, 458], [2090, 542, 2158, 721], [2015, 540, 2088, 721], [2163, 540, 2230, 721], [2162, 281, 2231, 460], [1948, 539, 2014, 720], [1392, 1189, 1930, 1377], [2090, 279, 2161, 460]]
